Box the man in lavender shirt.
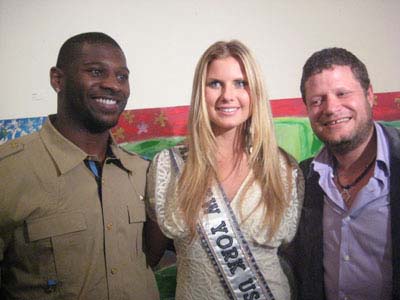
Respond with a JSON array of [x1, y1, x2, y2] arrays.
[[283, 48, 400, 300]]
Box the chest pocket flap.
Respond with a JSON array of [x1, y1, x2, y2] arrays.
[[26, 212, 87, 242], [127, 204, 146, 223]]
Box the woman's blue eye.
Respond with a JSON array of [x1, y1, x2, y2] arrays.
[[207, 81, 221, 88], [234, 80, 247, 88]]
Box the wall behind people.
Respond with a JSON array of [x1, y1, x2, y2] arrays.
[[1, 0, 399, 120]]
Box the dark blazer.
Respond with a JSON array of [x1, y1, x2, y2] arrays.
[[283, 124, 400, 300]]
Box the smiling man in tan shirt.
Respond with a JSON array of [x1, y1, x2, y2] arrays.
[[0, 32, 159, 300]]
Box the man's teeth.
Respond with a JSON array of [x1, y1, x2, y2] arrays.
[[218, 107, 238, 112], [96, 98, 116, 105], [326, 117, 350, 125]]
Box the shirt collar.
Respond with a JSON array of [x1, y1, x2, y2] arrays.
[[310, 147, 333, 179], [39, 116, 132, 174], [108, 142, 135, 173]]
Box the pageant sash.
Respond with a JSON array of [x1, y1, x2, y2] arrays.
[[169, 148, 275, 300]]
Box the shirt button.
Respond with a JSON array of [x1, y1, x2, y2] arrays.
[[102, 179, 105, 185], [107, 223, 113, 230], [344, 255, 350, 261], [111, 267, 118, 274], [345, 216, 351, 222]]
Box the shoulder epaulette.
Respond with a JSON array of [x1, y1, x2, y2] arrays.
[[0, 133, 38, 161], [0, 140, 25, 160]]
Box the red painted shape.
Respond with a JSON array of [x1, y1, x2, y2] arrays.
[[113, 106, 189, 143], [270, 98, 307, 117], [372, 92, 400, 121]]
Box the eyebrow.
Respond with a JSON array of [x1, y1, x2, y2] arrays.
[[206, 76, 245, 80], [82, 62, 130, 73]]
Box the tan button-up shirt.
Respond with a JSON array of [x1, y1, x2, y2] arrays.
[[0, 118, 159, 300]]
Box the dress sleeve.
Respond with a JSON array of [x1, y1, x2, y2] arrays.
[[146, 149, 170, 222], [145, 148, 187, 239]]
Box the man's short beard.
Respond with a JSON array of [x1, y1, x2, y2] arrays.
[[323, 115, 374, 155], [325, 137, 363, 155], [82, 114, 118, 134]]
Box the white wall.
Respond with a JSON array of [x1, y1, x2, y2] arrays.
[[1, 0, 399, 119]]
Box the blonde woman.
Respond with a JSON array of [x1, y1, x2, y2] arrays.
[[145, 40, 304, 300]]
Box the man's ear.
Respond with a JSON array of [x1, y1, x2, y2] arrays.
[[50, 67, 64, 93], [366, 84, 374, 108]]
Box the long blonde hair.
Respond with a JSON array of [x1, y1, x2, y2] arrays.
[[178, 40, 293, 240]]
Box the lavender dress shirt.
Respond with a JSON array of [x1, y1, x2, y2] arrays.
[[312, 123, 392, 300]]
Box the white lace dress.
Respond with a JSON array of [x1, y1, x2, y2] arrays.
[[146, 147, 304, 300]]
